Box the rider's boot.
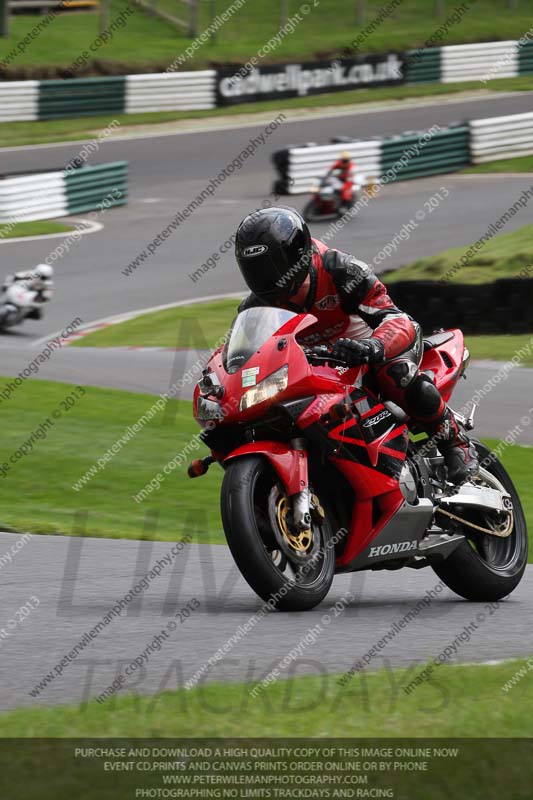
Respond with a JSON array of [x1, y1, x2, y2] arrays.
[[429, 407, 479, 484]]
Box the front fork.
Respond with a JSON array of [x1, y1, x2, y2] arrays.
[[191, 438, 320, 532], [290, 438, 312, 531]]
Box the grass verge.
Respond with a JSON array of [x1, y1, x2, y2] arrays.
[[467, 334, 533, 366], [0, 376, 530, 551], [2, 0, 533, 71], [73, 299, 533, 367], [72, 299, 239, 349], [465, 154, 533, 174], [2, 660, 533, 738], [2, 77, 533, 148], [385, 222, 533, 284], [0, 220, 73, 239], [0, 378, 224, 543]]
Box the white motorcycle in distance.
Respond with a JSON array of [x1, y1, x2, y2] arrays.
[[0, 264, 54, 332]]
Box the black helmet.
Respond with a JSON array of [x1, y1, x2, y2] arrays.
[[235, 207, 312, 305]]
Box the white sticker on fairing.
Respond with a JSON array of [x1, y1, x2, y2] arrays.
[[242, 367, 260, 387]]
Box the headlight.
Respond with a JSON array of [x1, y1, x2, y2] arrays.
[[196, 396, 224, 421], [240, 366, 289, 412]]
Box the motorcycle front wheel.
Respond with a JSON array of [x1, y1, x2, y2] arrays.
[[302, 199, 319, 223], [432, 441, 528, 601], [221, 455, 335, 611]]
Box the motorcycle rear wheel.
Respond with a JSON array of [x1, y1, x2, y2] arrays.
[[432, 441, 528, 601], [221, 455, 335, 611]]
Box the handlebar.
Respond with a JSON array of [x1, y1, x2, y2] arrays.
[[304, 345, 347, 366]]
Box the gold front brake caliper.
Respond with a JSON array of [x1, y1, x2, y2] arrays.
[[276, 495, 313, 553]]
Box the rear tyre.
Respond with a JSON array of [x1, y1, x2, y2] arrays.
[[432, 441, 528, 601], [221, 456, 335, 611]]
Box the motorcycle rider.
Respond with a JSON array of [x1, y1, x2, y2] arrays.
[[327, 150, 354, 212], [234, 207, 479, 484], [1, 264, 54, 320]]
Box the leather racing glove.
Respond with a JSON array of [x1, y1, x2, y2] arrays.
[[331, 337, 385, 366]]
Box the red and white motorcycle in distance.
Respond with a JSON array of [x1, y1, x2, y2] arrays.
[[190, 307, 527, 611]]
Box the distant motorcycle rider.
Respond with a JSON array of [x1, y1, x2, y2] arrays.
[[327, 150, 354, 212], [234, 207, 479, 485], [1, 264, 54, 320]]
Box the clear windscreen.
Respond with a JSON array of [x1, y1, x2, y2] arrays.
[[223, 307, 296, 374]]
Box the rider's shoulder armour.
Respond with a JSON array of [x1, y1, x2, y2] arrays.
[[320, 248, 376, 311]]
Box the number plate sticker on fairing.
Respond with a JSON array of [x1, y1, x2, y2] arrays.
[[242, 367, 260, 387]]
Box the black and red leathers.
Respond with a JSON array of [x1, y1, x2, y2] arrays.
[[239, 238, 477, 482], [329, 159, 354, 205]]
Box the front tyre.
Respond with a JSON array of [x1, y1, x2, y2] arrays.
[[432, 441, 528, 601], [221, 456, 335, 611], [302, 199, 319, 223]]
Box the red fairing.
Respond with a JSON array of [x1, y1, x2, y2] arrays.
[[335, 489, 404, 568], [224, 442, 308, 497], [193, 306, 466, 574], [420, 328, 466, 403]]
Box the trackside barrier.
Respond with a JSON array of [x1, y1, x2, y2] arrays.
[[0, 80, 38, 122], [0, 171, 66, 223], [273, 124, 472, 194], [469, 112, 533, 164], [64, 161, 128, 214], [38, 77, 126, 119], [0, 70, 216, 122], [441, 40, 518, 83], [125, 71, 216, 112], [0, 161, 128, 223], [381, 125, 470, 182], [388, 279, 533, 334], [280, 141, 382, 195], [1, 36, 533, 122], [404, 48, 441, 84], [272, 110, 533, 195]]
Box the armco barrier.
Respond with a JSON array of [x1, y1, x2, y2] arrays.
[[273, 123, 473, 194], [381, 125, 470, 182], [441, 40, 518, 83], [38, 77, 126, 120], [280, 140, 382, 195], [125, 71, 216, 113], [387, 279, 533, 335], [404, 48, 441, 84], [0, 171, 67, 223], [1, 37, 533, 122], [519, 40, 533, 75], [470, 112, 533, 164], [0, 80, 38, 122], [64, 162, 128, 214], [0, 161, 128, 223], [272, 107, 533, 194], [0, 70, 216, 121]]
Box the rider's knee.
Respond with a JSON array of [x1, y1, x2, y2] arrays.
[[405, 372, 443, 417], [382, 359, 419, 390]]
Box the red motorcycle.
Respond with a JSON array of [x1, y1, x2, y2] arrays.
[[190, 307, 527, 611], [302, 172, 356, 223]]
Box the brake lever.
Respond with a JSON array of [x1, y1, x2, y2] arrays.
[[305, 347, 348, 367]]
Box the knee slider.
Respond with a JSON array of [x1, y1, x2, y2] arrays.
[[405, 373, 443, 417]]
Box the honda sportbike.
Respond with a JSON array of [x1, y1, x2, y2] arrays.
[[189, 307, 527, 610]]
